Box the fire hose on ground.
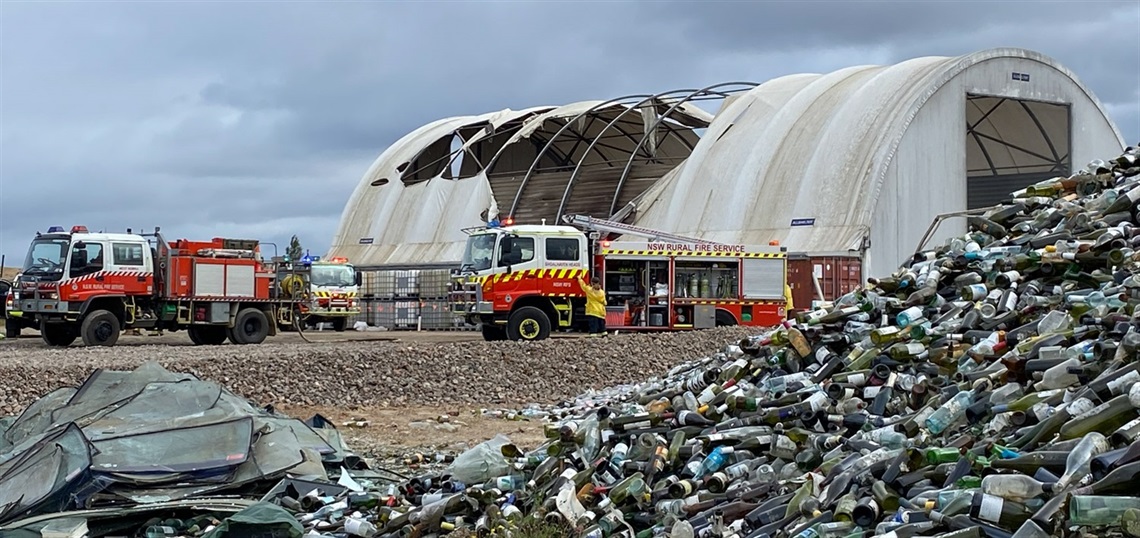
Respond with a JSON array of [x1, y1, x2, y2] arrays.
[[279, 273, 314, 344]]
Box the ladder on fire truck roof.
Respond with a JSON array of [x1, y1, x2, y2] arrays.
[[562, 214, 726, 246]]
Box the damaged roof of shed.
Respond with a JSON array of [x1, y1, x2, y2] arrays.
[[328, 88, 748, 268]]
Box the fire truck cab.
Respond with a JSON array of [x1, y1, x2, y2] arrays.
[[456, 223, 591, 341], [454, 216, 789, 341], [15, 225, 303, 347], [299, 255, 362, 332]]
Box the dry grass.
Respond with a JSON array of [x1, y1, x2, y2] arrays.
[[1, 268, 17, 281]]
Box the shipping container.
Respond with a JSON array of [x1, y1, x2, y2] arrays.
[[787, 255, 863, 309]]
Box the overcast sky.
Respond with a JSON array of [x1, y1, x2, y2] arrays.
[[1, 0, 1138, 267]]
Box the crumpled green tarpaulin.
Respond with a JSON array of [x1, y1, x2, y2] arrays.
[[201, 502, 302, 538]]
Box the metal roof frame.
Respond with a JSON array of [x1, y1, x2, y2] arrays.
[[608, 82, 759, 216]]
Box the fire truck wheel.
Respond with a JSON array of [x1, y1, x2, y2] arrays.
[[481, 323, 507, 341], [507, 306, 551, 341], [332, 317, 348, 332], [188, 325, 228, 345], [230, 308, 270, 345], [80, 310, 121, 347], [40, 322, 77, 347]]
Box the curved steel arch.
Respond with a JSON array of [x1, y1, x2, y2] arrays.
[[506, 94, 655, 218], [551, 88, 703, 221], [608, 82, 760, 217], [481, 107, 560, 177]]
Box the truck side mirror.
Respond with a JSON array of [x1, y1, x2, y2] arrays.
[[354, 271, 363, 286], [498, 236, 513, 267], [72, 245, 88, 268]]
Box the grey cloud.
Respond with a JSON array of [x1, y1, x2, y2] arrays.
[[2, 1, 1138, 264], [651, 1, 1136, 53]]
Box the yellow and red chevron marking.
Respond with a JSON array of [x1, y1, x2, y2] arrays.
[[60, 270, 153, 286], [313, 290, 358, 298], [478, 268, 588, 284]]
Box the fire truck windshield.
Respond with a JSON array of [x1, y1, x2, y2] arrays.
[[311, 264, 355, 287], [461, 233, 496, 272], [22, 238, 69, 276]]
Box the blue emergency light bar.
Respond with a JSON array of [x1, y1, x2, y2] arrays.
[[47, 226, 65, 233], [299, 249, 321, 266], [486, 216, 515, 228]]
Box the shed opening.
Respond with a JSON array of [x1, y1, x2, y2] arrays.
[[965, 94, 1071, 209]]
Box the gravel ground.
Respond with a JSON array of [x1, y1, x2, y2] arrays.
[[0, 326, 756, 415]]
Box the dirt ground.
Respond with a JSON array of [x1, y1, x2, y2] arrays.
[[2, 325, 555, 474], [275, 403, 549, 473]]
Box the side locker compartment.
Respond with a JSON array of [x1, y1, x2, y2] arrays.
[[209, 303, 231, 324], [195, 262, 226, 296], [225, 263, 256, 297]]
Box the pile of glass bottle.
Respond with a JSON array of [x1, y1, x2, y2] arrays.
[[290, 148, 1140, 537]]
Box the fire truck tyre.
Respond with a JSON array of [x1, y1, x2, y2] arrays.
[[507, 307, 551, 341], [5, 319, 20, 339], [332, 317, 348, 332], [81, 310, 121, 347], [481, 323, 507, 341], [231, 308, 270, 345], [188, 325, 228, 346], [41, 323, 77, 347], [40, 321, 76, 346]]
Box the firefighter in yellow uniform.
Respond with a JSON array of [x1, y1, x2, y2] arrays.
[[579, 276, 608, 336], [784, 283, 795, 319]]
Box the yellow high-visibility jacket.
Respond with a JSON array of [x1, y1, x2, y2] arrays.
[[579, 278, 607, 319]]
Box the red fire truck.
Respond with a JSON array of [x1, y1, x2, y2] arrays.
[[13, 225, 306, 347], [452, 215, 789, 341]]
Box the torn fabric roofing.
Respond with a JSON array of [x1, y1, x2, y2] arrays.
[[329, 98, 716, 268]]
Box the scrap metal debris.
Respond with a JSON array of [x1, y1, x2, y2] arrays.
[[0, 362, 366, 532]]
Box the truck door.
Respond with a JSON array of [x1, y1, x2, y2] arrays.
[[109, 241, 154, 294], [492, 234, 540, 297], [60, 240, 106, 305]]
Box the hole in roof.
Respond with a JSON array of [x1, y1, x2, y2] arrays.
[[446, 133, 465, 179], [370, 178, 390, 186]]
